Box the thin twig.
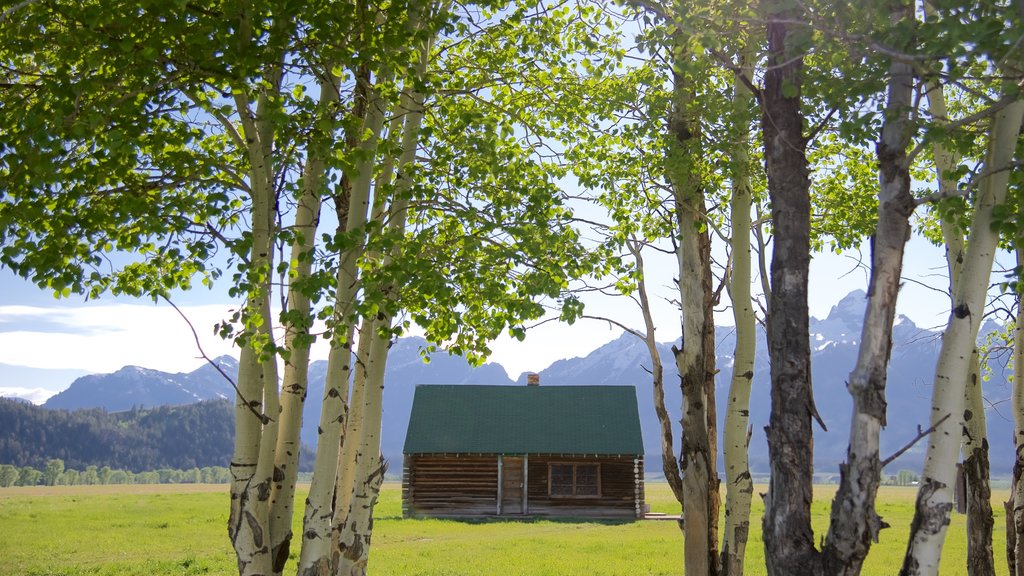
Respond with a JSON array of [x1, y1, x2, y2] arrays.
[[0, 0, 40, 23], [914, 160, 1024, 206], [161, 295, 270, 424], [880, 413, 951, 468]]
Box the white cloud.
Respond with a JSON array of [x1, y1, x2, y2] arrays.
[[0, 387, 56, 405], [0, 303, 241, 373]]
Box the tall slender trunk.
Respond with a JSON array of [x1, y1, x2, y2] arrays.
[[822, 8, 915, 573], [228, 31, 284, 569], [297, 65, 371, 576], [334, 28, 427, 573], [321, 58, 393, 568], [921, 13, 997, 572], [268, 74, 335, 575], [721, 38, 756, 576], [1012, 245, 1024, 576], [760, 2, 819, 573], [631, 241, 685, 511], [229, 183, 280, 576], [900, 97, 1024, 576], [331, 320, 374, 554], [333, 25, 428, 572], [667, 33, 719, 576], [962, 351, 995, 576], [296, 326, 352, 576], [335, 319, 390, 576]]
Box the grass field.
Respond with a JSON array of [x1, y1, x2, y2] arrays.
[[0, 482, 1011, 576]]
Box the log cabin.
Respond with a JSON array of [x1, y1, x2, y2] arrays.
[[402, 380, 645, 519]]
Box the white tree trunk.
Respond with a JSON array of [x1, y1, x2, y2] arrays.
[[900, 97, 1024, 576], [268, 76, 333, 571], [296, 322, 353, 576], [229, 67, 282, 573], [926, 66, 997, 576], [331, 320, 374, 555], [962, 350, 995, 576], [295, 66, 365, 575], [335, 320, 390, 576], [334, 36, 425, 570], [822, 18, 915, 573], [672, 152, 718, 576], [631, 241, 684, 511], [721, 38, 756, 576], [1012, 245, 1024, 576]]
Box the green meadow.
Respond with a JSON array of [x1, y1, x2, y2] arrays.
[[0, 482, 1010, 576]]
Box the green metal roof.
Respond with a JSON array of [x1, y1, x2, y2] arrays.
[[403, 385, 644, 455]]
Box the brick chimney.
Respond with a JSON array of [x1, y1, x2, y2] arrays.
[[527, 373, 540, 386]]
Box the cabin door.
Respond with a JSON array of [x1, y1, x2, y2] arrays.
[[500, 456, 525, 515]]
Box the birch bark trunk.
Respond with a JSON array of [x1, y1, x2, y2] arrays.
[[962, 351, 995, 576], [334, 30, 427, 573], [822, 9, 916, 572], [296, 69, 368, 576], [228, 25, 284, 568], [666, 35, 720, 576], [268, 73, 336, 574], [921, 13, 998, 570], [331, 320, 374, 561], [1013, 246, 1024, 576], [334, 320, 390, 576], [333, 24, 428, 571], [721, 37, 756, 576], [900, 97, 1024, 576]]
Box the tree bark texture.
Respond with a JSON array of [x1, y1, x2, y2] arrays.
[[334, 320, 390, 576], [331, 321, 374, 557], [926, 63, 997, 576], [721, 37, 757, 576], [760, 3, 819, 574], [269, 89, 330, 572], [900, 98, 1024, 576], [332, 35, 425, 570], [632, 243, 685, 510], [296, 64, 374, 575], [667, 32, 720, 576], [962, 352, 995, 576], [1013, 246, 1024, 576], [821, 16, 915, 574], [228, 45, 284, 571]]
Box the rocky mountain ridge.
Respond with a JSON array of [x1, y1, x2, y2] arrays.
[[7, 290, 1015, 475]]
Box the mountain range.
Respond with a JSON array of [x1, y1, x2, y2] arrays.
[[2, 290, 1015, 476]]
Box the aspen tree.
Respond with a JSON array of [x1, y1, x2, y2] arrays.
[[901, 95, 1024, 576], [820, 3, 917, 574], [1013, 247, 1024, 575], [924, 65, 997, 576], [721, 36, 757, 576]]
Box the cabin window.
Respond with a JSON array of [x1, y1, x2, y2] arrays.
[[548, 463, 601, 497]]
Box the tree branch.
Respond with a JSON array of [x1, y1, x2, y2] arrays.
[[0, 0, 41, 23], [880, 413, 951, 468], [161, 295, 270, 425], [914, 160, 1024, 206]]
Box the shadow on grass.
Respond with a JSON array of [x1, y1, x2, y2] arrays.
[[389, 514, 636, 526]]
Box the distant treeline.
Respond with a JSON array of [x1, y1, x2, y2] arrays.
[[0, 397, 236, 471], [0, 397, 316, 473], [0, 460, 232, 487]]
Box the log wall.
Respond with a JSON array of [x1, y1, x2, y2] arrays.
[[403, 453, 645, 519], [526, 454, 642, 519], [403, 454, 499, 518]]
